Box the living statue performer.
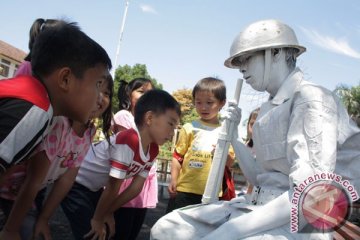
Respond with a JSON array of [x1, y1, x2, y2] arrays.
[[151, 19, 360, 240]]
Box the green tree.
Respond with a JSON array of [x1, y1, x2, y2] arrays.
[[172, 88, 198, 125], [112, 64, 163, 113], [335, 84, 360, 127]]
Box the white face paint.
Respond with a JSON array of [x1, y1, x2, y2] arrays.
[[238, 51, 268, 92]]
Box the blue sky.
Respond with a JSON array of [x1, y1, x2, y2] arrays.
[[1, 0, 360, 132]]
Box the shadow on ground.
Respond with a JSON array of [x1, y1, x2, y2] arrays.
[[50, 189, 169, 240]]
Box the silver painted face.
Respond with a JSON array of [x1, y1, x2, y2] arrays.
[[238, 51, 268, 92]]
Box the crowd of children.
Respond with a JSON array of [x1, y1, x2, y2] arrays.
[[0, 16, 299, 240], [0, 16, 239, 240], [61, 78, 162, 240], [0, 17, 113, 240]]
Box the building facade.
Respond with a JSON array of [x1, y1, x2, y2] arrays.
[[0, 40, 26, 80]]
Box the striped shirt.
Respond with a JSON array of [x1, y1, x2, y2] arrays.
[[0, 76, 53, 172], [110, 128, 158, 180]]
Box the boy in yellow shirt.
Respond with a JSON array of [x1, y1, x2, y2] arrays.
[[167, 77, 235, 212]]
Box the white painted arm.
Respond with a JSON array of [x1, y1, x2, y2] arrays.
[[231, 138, 260, 186], [223, 101, 260, 186], [202, 192, 291, 239]]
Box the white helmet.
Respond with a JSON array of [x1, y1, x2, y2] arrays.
[[224, 19, 306, 68]]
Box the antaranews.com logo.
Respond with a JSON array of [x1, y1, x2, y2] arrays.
[[290, 173, 359, 233]]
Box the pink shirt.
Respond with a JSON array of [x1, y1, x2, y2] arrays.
[[37, 116, 94, 188], [0, 117, 94, 200], [14, 61, 32, 77], [113, 110, 135, 129], [114, 110, 159, 208]]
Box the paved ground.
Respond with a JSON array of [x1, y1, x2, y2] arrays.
[[50, 187, 170, 240]]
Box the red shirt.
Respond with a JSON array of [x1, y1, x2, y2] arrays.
[[109, 128, 158, 179], [0, 75, 52, 170]]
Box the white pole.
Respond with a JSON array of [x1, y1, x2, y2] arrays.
[[112, 0, 130, 78], [202, 78, 243, 204]]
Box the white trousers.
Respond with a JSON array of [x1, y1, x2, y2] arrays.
[[150, 201, 332, 240]]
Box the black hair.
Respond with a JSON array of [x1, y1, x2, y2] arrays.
[[101, 74, 114, 142], [134, 89, 181, 127], [117, 78, 154, 110], [246, 107, 260, 148], [31, 20, 112, 79], [25, 18, 62, 61], [192, 77, 226, 102]]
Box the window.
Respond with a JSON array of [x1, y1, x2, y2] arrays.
[[0, 59, 10, 77], [13, 64, 19, 76]]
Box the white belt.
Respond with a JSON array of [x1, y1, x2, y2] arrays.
[[250, 186, 285, 205]]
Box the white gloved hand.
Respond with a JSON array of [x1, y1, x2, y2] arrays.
[[222, 101, 242, 126], [222, 101, 242, 141]]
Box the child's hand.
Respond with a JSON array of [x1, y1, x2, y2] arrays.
[[0, 229, 21, 240], [104, 213, 115, 238], [84, 218, 106, 240], [168, 180, 177, 198], [33, 217, 51, 240]]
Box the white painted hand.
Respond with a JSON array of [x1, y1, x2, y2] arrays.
[[223, 101, 242, 126]]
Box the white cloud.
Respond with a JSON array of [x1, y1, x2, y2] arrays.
[[139, 4, 158, 14], [300, 27, 360, 59]]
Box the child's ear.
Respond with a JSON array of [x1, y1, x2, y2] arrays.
[[144, 111, 153, 126], [220, 100, 226, 110], [57, 67, 73, 92]]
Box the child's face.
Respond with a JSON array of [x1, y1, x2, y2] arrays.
[[247, 114, 257, 139], [148, 109, 180, 145], [91, 79, 111, 119], [130, 82, 153, 112], [194, 90, 225, 124], [64, 64, 108, 124]]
